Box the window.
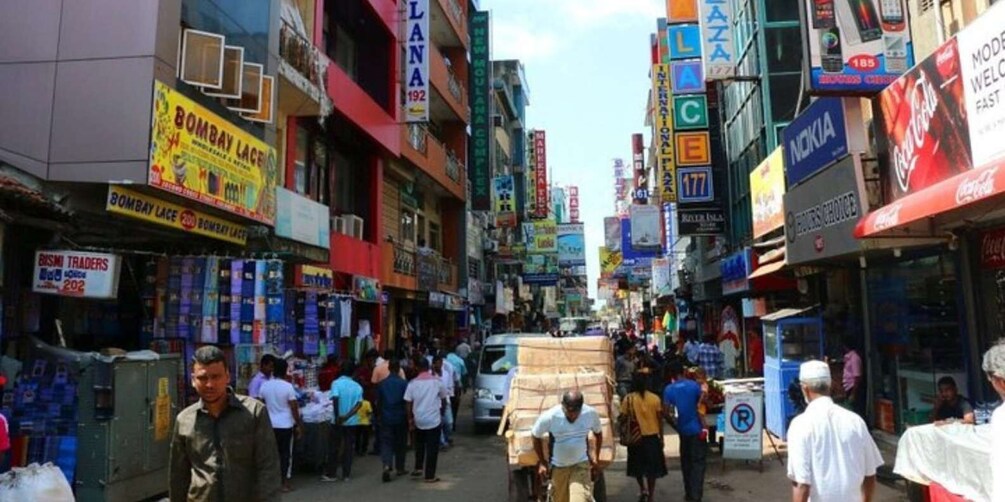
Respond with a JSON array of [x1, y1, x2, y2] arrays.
[[765, 27, 803, 73], [763, 0, 800, 22], [429, 223, 441, 253], [294, 128, 309, 195], [769, 74, 803, 123], [331, 149, 370, 231], [332, 25, 357, 80], [417, 214, 427, 246], [179, 29, 225, 88], [400, 209, 416, 243]]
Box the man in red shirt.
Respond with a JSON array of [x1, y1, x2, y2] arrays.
[[318, 355, 339, 392], [747, 330, 764, 376]]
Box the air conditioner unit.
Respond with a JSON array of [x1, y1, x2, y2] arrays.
[[331, 216, 347, 235], [492, 114, 504, 127], [344, 214, 364, 239]]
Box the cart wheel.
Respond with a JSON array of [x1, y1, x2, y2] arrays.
[[509, 468, 530, 502], [592, 471, 607, 502]]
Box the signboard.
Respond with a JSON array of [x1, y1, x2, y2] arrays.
[[958, 1, 1005, 169], [468, 278, 485, 305], [534, 130, 549, 218], [668, 0, 698, 23], [495, 281, 512, 314], [632, 133, 647, 204], [652, 64, 677, 203], [469, 10, 491, 210], [720, 248, 752, 296], [675, 132, 711, 165], [599, 247, 623, 279], [353, 275, 381, 303], [673, 95, 709, 130], [800, 0, 913, 94], [404, 0, 430, 122], [604, 217, 622, 252], [750, 147, 786, 238], [784, 156, 866, 265], [723, 390, 764, 460], [677, 166, 714, 203], [979, 227, 1005, 270], [651, 257, 672, 298], [557, 223, 586, 266], [148, 81, 277, 224], [782, 97, 851, 186], [417, 252, 438, 291], [523, 220, 557, 253], [677, 207, 726, 235], [106, 185, 247, 245], [698, 0, 735, 79], [523, 253, 559, 284], [294, 264, 334, 289], [629, 205, 662, 251], [493, 175, 516, 227], [33, 250, 122, 299], [275, 187, 330, 249], [671, 60, 705, 94], [568, 185, 580, 222], [668, 24, 702, 60]]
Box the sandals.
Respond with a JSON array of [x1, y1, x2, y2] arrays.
[[424, 477, 441, 483]]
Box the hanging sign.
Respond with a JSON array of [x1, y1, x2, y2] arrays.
[[353, 275, 381, 303], [294, 264, 334, 289], [677, 166, 714, 203], [106, 185, 248, 245], [652, 63, 678, 203], [673, 95, 709, 130], [671, 61, 705, 94], [668, 24, 702, 60], [33, 250, 122, 299], [534, 130, 549, 218], [404, 0, 430, 122], [469, 10, 491, 210], [698, 0, 736, 79]]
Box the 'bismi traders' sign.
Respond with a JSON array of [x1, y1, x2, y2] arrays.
[[33, 251, 122, 299], [106, 185, 247, 245], [468, 10, 491, 211], [149, 81, 277, 225], [404, 0, 430, 122]]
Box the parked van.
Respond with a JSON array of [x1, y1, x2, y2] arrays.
[[472, 333, 548, 431]]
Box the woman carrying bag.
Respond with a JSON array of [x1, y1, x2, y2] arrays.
[[619, 373, 667, 502]]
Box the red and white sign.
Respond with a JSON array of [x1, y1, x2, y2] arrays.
[[33, 250, 122, 299], [568, 185, 580, 222], [534, 130, 548, 218], [980, 227, 1005, 269]]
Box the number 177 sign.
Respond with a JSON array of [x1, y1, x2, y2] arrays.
[[677, 166, 714, 203]]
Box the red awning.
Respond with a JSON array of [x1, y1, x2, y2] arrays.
[[855, 161, 1005, 238]]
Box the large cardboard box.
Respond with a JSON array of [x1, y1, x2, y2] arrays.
[[516, 337, 614, 377]]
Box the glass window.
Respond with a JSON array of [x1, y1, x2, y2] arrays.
[[312, 137, 328, 203], [294, 128, 309, 195], [417, 215, 427, 246], [765, 27, 804, 73], [429, 223, 441, 253], [479, 344, 518, 374], [333, 25, 357, 80], [400, 209, 416, 243], [769, 74, 803, 123], [763, 0, 800, 22]]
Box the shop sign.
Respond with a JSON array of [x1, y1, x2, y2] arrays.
[[33, 250, 121, 299], [106, 185, 247, 245], [429, 291, 446, 308], [621, 218, 661, 260], [720, 248, 752, 295], [629, 205, 662, 251], [632, 133, 647, 204], [723, 390, 764, 460], [677, 166, 714, 203], [673, 95, 709, 130], [468, 278, 485, 305], [671, 60, 705, 94], [784, 156, 866, 265], [603, 217, 621, 252], [353, 275, 380, 303], [675, 132, 711, 165], [469, 10, 491, 210], [404, 0, 430, 122], [568, 185, 580, 222], [652, 63, 677, 204], [444, 294, 465, 311], [979, 227, 1005, 270], [698, 0, 735, 79], [417, 252, 439, 292], [651, 257, 672, 298], [800, 0, 914, 94], [523, 220, 557, 253], [533, 130, 549, 218], [492, 175, 516, 228], [523, 253, 559, 284], [750, 147, 786, 238], [294, 264, 333, 289], [599, 246, 623, 279], [148, 81, 277, 225], [956, 1, 1005, 170], [557, 223, 586, 266], [668, 0, 698, 23], [782, 97, 853, 186], [275, 187, 330, 249], [668, 24, 702, 60]]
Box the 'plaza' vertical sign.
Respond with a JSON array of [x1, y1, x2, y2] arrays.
[[468, 10, 491, 210], [405, 0, 430, 122]]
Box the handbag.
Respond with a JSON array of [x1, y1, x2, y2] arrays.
[[617, 394, 643, 447]]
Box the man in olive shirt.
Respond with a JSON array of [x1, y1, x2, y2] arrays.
[[170, 345, 281, 502]]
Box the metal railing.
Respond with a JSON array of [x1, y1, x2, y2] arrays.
[[446, 65, 464, 103], [393, 245, 416, 276], [437, 258, 454, 287], [279, 21, 323, 88], [407, 124, 428, 154], [445, 152, 462, 183]]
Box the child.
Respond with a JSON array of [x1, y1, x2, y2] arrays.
[[355, 399, 373, 456]]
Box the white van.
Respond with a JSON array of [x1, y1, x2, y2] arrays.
[[471, 332, 548, 432]]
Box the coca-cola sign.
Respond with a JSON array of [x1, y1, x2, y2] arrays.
[[982, 228, 1005, 269], [955, 167, 998, 206]]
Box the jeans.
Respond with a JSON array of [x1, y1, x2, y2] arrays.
[[326, 425, 357, 478], [440, 403, 454, 445], [380, 422, 408, 472], [414, 425, 442, 480], [679, 433, 707, 501], [273, 428, 294, 481]]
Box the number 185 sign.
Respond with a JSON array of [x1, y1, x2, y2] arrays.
[[677, 166, 714, 203]]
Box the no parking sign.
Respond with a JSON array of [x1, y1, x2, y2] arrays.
[[723, 390, 763, 460]]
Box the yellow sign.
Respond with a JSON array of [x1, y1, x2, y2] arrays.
[[750, 147, 787, 238], [599, 247, 623, 278], [652, 64, 677, 203], [158, 377, 169, 397], [668, 0, 698, 22], [106, 186, 248, 245], [533, 220, 557, 252], [675, 132, 711, 166], [148, 81, 278, 225], [155, 394, 171, 441]]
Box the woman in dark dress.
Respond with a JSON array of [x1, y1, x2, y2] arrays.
[[621, 373, 668, 502]]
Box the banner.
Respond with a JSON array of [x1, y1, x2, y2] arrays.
[[149, 81, 277, 224], [652, 64, 677, 203], [404, 0, 430, 122], [469, 10, 491, 210], [275, 187, 330, 249], [784, 156, 866, 265], [33, 251, 122, 299], [493, 175, 516, 227], [604, 217, 621, 252], [783, 97, 852, 186], [698, 0, 735, 79], [629, 204, 661, 251], [523, 220, 557, 252], [533, 130, 549, 218], [800, 0, 913, 94], [557, 223, 586, 266], [599, 247, 623, 278], [958, 1, 1005, 169], [528, 131, 539, 216], [651, 257, 672, 298], [106, 185, 247, 245], [523, 253, 559, 284], [632, 133, 648, 202], [750, 147, 786, 238]]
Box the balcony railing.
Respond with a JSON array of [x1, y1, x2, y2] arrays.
[[393, 245, 416, 276], [279, 21, 331, 113], [447, 0, 464, 28], [437, 258, 454, 287], [407, 124, 428, 154], [446, 65, 464, 103], [445, 151, 462, 183]]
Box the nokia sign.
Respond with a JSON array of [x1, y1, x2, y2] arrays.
[[782, 98, 861, 187]]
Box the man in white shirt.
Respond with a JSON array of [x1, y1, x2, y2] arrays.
[[258, 358, 302, 492], [433, 354, 457, 447], [982, 341, 1005, 502], [787, 360, 884, 502], [404, 357, 450, 483], [531, 391, 604, 502]]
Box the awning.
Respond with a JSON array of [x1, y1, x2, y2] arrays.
[[748, 259, 787, 279], [855, 161, 1005, 238]]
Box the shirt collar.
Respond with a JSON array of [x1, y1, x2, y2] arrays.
[[806, 396, 835, 411], [196, 389, 243, 415]]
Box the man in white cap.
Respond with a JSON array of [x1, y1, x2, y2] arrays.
[[787, 360, 883, 502], [982, 340, 1005, 501]]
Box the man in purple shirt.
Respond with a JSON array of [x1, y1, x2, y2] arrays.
[[248, 354, 276, 400], [842, 338, 865, 418]]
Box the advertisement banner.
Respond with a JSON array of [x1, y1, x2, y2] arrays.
[[720, 248, 752, 296], [955, 1, 1005, 170], [469, 10, 491, 210], [33, 251, 122, 299], [800, 0, 914, 94], [782, 97, 850, 186], [106, 185, 247, 245], [677, 207, 726, 235], [599, 247, 623, 279], [784, 156, 866, 265], [652, 64, 678, 203], [523, 253, 559, 284], [651, 257, 672, 298], [979, 227, 1005, 270], [604, 217, 622, 252], [148, 81, 277, 224], [750, 147, 786, 238], [677, 166, 714, 203], [629, 205, 662, 251], [275, 187, 330, 249], [523, 220, 557, 253], [405, 0, 430, 122], [492, 175, 517, 227], [668, 0, 698, 23], [698, 0, 736, 79], [353, 275, 381, 303], [534, 130, 549, 218], [557, 223, 586, 266]]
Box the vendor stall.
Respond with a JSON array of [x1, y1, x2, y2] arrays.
[[761, 307, 822, 440]]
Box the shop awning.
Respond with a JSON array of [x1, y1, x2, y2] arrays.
[[748, 259, 786, 279], [855, 161, 1005, 238]]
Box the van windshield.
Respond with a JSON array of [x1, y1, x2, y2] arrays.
[[480, 345, 518, 375]]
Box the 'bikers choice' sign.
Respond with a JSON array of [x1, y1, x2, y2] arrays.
[[784, 156, 866, 265]]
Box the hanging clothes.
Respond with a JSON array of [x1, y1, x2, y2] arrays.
[[339, 298, 353, 338]]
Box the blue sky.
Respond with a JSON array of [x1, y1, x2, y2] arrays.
[[480, 0, 662, 301]]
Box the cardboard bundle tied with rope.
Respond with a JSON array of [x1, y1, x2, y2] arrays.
[[515, 336, 614, 376], [502, 371, 616, 467]]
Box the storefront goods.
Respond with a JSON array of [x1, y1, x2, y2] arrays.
[[516, 336, 615, 377]]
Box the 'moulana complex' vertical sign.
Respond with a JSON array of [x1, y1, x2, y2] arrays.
[[405, 0, 430, 122], [469, 10, 491, 210]]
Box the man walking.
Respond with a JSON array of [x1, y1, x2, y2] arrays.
[[325, 363, 363, 482], [531, 390, 604, 502], [432, 354, 457, 447], [170, 346, 280, 501], [259, 358, 302, 492], [446, 346, 468, 429], [787, 360, 884, 502], [616, 345, 638, 399], [404, 357, 450, 483], [842, 338, 866, 418], [663, 360, 706, 502], [377, 359, 409, 482], [248, 353, 275, 399], [696, 334, 724, 380]]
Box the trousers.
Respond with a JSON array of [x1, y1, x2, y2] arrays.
[[679, 433, 707, 501], [551, 462, 593, 502], [380, 422, 408, 472], [326, 425, 357, 478], [273, 428, 294, 481], [413, 426, 442, 480]]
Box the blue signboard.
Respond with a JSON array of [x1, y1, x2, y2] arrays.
[[720, 248, 752, 295], [621, 219, 661, 261], [668, 24, 702, 60], [677, 166, 714, 203], [671, 61, 705, 94], [782, 98, 848, 186]]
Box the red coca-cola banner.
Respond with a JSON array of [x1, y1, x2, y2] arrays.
[[980, 227, 1005, 269]]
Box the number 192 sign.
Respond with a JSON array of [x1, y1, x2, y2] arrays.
[[677, 166, 714, 203], [404, 0, 430, 122]]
